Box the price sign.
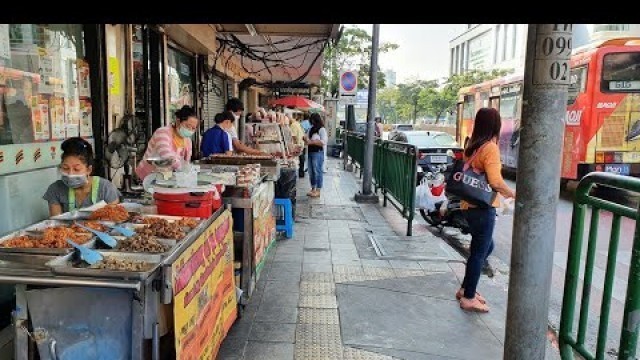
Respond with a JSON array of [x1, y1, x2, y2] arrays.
[[533, 24, 573, 86]]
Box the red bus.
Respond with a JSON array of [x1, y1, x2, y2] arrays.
[[457, 38, 640, 180]]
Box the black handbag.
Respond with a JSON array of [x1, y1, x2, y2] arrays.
[[446, 144, 497, 208]]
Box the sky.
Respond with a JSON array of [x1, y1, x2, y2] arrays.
[[352, 24, 467, 84]]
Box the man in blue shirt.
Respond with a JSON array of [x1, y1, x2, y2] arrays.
[[201, 111, 235, 157]]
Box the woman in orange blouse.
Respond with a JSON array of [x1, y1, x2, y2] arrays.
[[457, 108, 515, 313]]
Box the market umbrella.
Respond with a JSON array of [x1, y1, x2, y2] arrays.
[[270, 95, 324, 112]]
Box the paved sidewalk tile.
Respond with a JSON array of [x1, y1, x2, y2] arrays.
[[219, 159, 561, 360]]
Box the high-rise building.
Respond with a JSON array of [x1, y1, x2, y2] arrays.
[[383, 69, 396, 87], [449, 24, 640, 76]]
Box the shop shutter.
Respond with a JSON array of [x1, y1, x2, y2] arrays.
[[201, 75, 226, 132]]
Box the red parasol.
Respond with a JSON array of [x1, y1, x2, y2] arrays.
[[269, 95, 324, 111]]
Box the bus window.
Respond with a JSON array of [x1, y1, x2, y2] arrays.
[[463, 95, 475, 119], [499, 93, 519, 119], [601, 52, 640, 92], [568, 66, 587, 104]]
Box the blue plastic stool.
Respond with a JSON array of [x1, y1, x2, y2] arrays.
[[274, 198, 294, 239]]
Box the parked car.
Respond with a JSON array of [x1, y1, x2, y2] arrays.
[[392, 124, 414, 132], [388, 130, 463, 175]]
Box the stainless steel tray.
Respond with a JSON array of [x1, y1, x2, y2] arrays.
[[47, 251, 162, 280], [0, 229, 96, 255]]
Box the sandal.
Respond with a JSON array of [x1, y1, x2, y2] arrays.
[[456, 288, 486, 304], [307, 189, 316, 196], [459, 297, 489, 313], [309, 190, 321, 198]]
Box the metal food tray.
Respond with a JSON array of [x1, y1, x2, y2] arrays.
[[47, 251, 162, 280], [0, 228, 97, 255]]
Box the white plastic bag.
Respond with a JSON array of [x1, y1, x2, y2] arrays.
[[416, 179, 447, 211], [499, 198, 515, 216]]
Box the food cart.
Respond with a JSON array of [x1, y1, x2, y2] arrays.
[[0, 205, 237, 360]]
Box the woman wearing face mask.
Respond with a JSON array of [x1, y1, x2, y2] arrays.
[[43, 137, 120, 216], [200, 111, 235, 157], [136, 105, 199, 181]]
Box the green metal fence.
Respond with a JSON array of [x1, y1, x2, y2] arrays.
[[559, 172, 640, 360], [345, 132, 417, 235]]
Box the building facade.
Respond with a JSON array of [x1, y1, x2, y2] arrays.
[[449, 24, 640, 76]]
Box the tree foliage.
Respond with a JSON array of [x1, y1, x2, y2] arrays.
[[321, 26, 399, 97], [395, 79, 438, 124], [419, 69, 513, 123]]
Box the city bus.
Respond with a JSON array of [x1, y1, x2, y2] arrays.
[[457, 38, 640, 180]]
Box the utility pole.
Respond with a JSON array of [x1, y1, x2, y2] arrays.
[[355, 24, 380, 204], [503, 24, 573, 359]]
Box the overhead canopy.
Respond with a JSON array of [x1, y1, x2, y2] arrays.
[[215, 24, 342, 86]]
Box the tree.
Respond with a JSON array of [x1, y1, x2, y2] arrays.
[[419, 69, 513, 124], [396, 79, 438, 124], [377, 87, 400, 123], [321, 26, 399, 97]]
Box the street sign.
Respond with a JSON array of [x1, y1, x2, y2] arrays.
[[339, 70, 358, 96]]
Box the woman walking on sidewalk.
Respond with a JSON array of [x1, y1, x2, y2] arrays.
[[304, 113, 327, 198], [457, 108, 515, 313]]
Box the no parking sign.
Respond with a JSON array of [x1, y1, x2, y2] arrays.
[[339, 70, 358, 96]]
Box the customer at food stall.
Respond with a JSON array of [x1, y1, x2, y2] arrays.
[[201, 111, 234, 157], [135, 105, 198, 181], [304, 113, 328, 198], [43, 137, 120, 216], [225, 98, 266, 155], [289, 114, 306, 178]]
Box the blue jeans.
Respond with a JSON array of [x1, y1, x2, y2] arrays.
[[308, 151, 324, 189], [461, 207, 496, 299]]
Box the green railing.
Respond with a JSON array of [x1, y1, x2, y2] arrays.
[[345, 132, 417, 235], [559, 172, 640, 360]]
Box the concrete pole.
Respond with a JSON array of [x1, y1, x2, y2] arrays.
[[355, 24, 380, 204], [344, 104, 356, 171], [239, 88, 248, 143], [503, 24, 573, 359]]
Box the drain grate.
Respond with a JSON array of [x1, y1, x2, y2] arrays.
[[310, 205, 365, 221], [368, 234, 459, 261]]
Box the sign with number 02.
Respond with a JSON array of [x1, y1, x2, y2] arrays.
[[533, 24, 573, 86]]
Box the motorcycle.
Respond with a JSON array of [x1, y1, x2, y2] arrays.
[[418, 167, 470, 234]]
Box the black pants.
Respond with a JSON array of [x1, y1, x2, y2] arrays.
[[299, 148, 306, 178]]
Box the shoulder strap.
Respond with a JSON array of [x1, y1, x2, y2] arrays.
[[463, 142, 490, 171], [91, 176, 100, 204], [68, 185, 75, 212]]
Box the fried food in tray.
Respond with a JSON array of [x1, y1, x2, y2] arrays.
[[71, 221, 108, 233], [115, 233, 170, 253], [92, 257, 155, 272], [89, 204, 130, 222], [1, 227, 92, 249], [129, 216, 201, 240]]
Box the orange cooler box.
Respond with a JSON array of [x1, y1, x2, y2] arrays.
[[154, 188, 221, 219]]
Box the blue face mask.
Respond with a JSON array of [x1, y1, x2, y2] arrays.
[[178, 126, 195, 138], [61, 172, 88, 188]]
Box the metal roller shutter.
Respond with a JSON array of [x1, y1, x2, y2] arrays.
[[201, 75, 226, 132]]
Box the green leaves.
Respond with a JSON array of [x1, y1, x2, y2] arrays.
[[321, 26, 399, 97]]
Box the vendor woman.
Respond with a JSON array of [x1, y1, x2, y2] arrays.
[[136, 105, 199, 180], [43, 137, 120, 216]]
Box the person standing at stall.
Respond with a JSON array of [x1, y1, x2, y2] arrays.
[[304, 113, 327, 198], [201, 111, 235, 157], [290, 113, 306, 178], [225, 98, 266, 155], [135, 105, 198, 181], [43, 137, 120, 216]]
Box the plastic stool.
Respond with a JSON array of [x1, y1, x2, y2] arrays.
[[274, 198, 294, 239]]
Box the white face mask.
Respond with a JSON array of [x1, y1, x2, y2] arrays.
[[233, 113, 240, 122]]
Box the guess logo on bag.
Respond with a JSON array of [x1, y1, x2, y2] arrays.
[[452, 171, 492, 193]]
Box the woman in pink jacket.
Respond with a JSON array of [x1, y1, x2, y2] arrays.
[[136, 106, 199, 181]]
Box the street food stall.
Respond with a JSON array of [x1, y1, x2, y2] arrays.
[[0, 204, 237, 360]]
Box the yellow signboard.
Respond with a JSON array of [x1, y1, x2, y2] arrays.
[[172, 210, 237, 360]]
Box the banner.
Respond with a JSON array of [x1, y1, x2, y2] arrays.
[[172, 210, 237, 360], [252, 181, 276, 273]]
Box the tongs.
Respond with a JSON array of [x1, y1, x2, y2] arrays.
[[66, 239, 103, 265], [74, 222, 117, 248]]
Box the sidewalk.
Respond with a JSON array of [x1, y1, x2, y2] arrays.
[[219, 159, 561, 360]]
